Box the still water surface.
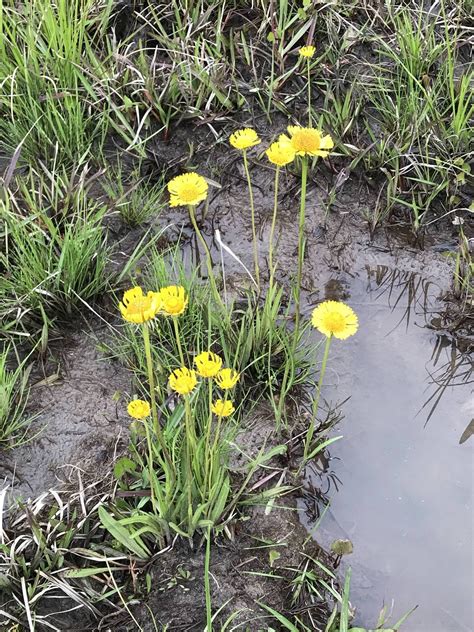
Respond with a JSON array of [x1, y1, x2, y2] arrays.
[[302, 268, 473, 631]]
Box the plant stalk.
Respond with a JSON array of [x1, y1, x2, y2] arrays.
[[188, 204, 224, 309], [300, 334, 332, 471], [242, 149, 260, 292]]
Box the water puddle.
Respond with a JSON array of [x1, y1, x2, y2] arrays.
[[301, 266, 473, 631]]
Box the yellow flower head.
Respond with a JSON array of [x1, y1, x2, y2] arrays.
[[119, 287, 161, 324], [194, 351, 223, 378], [265, 139, 296, 167], [280, 126, 334, 158], [299, 45, 316, 58], [211, 399, 235, 417], [311, 301, 358, 340], [157, 285, 188, 316], [127, 399, 151, 420], [168, 367, 198, 395], [229, 128, 261, 151], [215, 368, 240, 390], [168, 172, 208, 207]]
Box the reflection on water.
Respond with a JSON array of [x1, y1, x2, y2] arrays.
[[301, 268, 473, 632]]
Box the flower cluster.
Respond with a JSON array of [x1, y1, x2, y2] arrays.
[[166, 349, 240, 418], [119, 285, 189, 322]]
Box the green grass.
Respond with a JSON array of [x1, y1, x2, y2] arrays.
[[0, 347, 35, 447], [0, 0, 114, 167], [102, 157, 166, 227], [0, 165, 110, 344]]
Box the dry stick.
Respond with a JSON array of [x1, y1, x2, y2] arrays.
[[242, 149, 260, 292]]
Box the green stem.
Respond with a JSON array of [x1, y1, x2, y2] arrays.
[[268, 165, 280, 291], [242, 150, 260, 292], [142, 414, 159, 513], [294, 157, 308, 337], [142, 323, 174, 474], [204, 377, 213, 497], [300, 334, 332, 471], [307, 60, 312, 126], [188, 205, 224, 310], [172, 317, 185, 366], [184, 394, 194, 528], [276, 158, 308, 428], [204, 524, 213, 631]]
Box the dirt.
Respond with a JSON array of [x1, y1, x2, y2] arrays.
[[129, 501, 330, 631], [0, 324, 132, 501]]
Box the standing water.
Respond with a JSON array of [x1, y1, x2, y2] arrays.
[[301, 267, 473, 631]]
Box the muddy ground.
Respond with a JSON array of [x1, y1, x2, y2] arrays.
[[1, 119, 471, 630]]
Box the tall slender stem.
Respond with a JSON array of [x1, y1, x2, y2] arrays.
[[204, 524, 213, 631], [142, 323, 173, 473], [184, 394, 194, 528], [276, 159, 308, 428], [307, 60, 312, 126], [300, 334, 332, 471], [204, 377, 213, 497], [172, 317, 185, 366], [188, 205, 224, 309], [242, 150, 260, 292], [294, 157, 308, 337], [268, 165, 280, 291]]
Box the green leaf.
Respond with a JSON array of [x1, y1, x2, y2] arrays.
[[98, 506, 150, 559], [269, 550, 281, 567], [64, 567, 120, 578], [113, 456, 137, 479]]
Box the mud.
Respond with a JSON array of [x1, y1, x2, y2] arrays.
[[133, 500, 334, 631], [0, 325, 132, 500]]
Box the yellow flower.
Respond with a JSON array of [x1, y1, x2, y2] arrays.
[[194, 351, 223, 378], [211, 399, 235, 417], [299, 45, 316, 58], [168, 172, 208, 207], [157, 286, 188, 316], [119, 287, 161, 324], [229, 128, 261, 151], [168, 367, 198, 395], [265, 139, 296, 167], [280, 126, 334, 158], [127, 399, 151, 420], [215, 368, 240, 390], [311, 301, 358, 340]]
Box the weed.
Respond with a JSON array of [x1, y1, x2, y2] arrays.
[[0, 348, 35, 447], [0, 0, 114, 166], [102, 158, 166, 227]]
